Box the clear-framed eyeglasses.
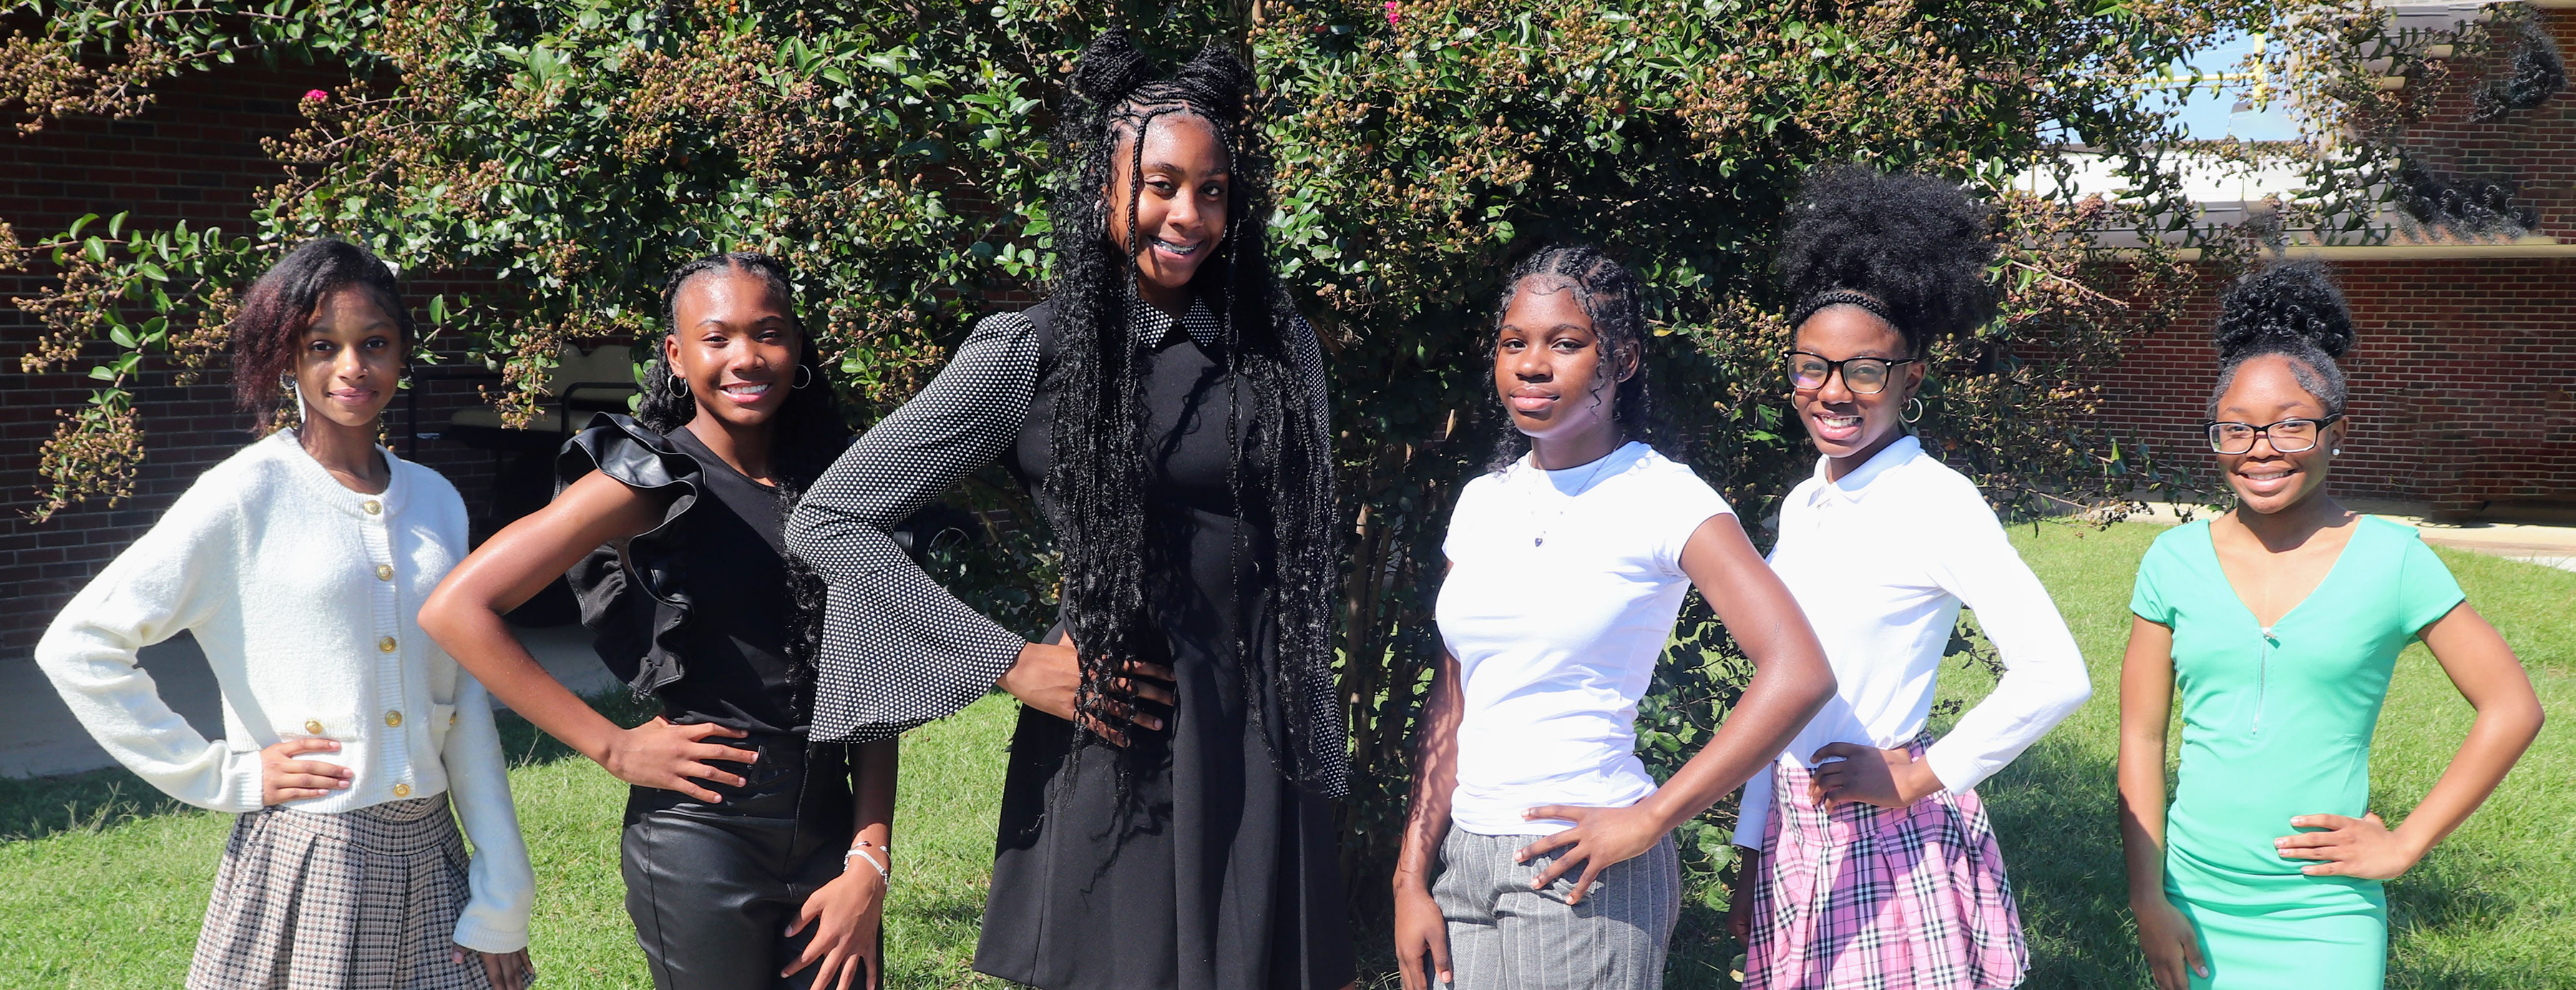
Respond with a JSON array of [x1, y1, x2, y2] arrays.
[[1786, 351, 1917, 396], [2203, 414, 2343, 454]]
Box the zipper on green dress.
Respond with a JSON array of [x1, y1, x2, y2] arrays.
[[2254, 625, 2275, 735]]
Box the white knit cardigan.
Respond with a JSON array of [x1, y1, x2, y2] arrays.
[[36, 430, 533, 953]]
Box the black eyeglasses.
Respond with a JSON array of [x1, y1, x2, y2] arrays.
[[1787, 351, 1918, 395], [2203, 415, 2343, 454]]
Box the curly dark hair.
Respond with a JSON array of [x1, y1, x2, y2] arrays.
[[638, 251, 852, 710], [1486, 242, 1664, 471], [2207, 261, 2353, 418], [1043, 31, 1340, 790], [229, 237, 415, 431], [2474, 17, 2567, 120], [1777, 164, 1999, 357]]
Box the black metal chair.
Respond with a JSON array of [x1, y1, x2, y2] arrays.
[[403, 345, 640, 626]]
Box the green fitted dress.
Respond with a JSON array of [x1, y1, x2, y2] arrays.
[[2129, 516, 2464, 989]]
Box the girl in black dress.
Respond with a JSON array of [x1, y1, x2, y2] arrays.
[[785, 32, 1354, 990], [424, 253, 894, 990]]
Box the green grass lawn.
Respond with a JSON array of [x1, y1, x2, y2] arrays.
[[0, 692, 1023, 989], [1972, 521, 2576, 990], [1, 521, 2568, 988]]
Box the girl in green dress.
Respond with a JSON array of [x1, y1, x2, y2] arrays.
[[2115, 263, 2545, 990]]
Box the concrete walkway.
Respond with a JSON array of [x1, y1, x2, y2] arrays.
[[2127, 498, 2576, 572], [0, 623, 617, 779]]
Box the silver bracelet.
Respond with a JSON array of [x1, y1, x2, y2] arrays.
[[843, 840, 891, 883]]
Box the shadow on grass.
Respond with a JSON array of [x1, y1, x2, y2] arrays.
[[0, 768, 200, 843], [0, 691, 657, 844], [1973, 737, 2152, 989]]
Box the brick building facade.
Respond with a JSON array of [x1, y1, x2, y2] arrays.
[[2095, 4, 2576, 520], [0, 60, 511, 656]]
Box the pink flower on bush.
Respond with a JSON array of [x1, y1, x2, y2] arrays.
[[302, 89, 329, 103], [1383, 1, 1399, 26]]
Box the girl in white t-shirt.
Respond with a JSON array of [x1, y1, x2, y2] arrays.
[[1391, 244, 1838, 990]]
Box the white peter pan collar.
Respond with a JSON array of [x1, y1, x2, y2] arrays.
[[1806, 433, 1924, 507]]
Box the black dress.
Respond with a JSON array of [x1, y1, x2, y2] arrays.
[[562, 417, 856, 990], [788, 300, 1353, 990]]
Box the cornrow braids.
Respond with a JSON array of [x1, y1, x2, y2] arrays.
[[639, 250, 852, 715], [1486, 242, 1665, 472], [1044, 31, 1340, 792]]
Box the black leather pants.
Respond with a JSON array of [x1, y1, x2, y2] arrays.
[[620, 736, 856, 990]]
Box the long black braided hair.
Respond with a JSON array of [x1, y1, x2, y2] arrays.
[[1043, 31, 1342, 790], [1485, 243, 1666, 472], [636, 251, 851, 715]]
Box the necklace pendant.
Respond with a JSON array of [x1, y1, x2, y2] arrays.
[[1533, 536, 1544, 547]]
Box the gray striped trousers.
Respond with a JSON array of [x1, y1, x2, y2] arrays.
[[1431, 826, 1682, 990]]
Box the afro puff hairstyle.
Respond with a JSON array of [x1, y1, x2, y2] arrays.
[[1776, 164, 1999, 356], [2207, 261, 2355, 418]]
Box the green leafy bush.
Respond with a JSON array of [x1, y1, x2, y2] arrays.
[[8, 0, 2283, 932]]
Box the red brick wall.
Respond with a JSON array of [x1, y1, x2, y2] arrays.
[[2401, 11, 2576, 240], [2097, 257, 2576, 516], [2095, 11, 2576, 519], [1, 64, 507, 656]]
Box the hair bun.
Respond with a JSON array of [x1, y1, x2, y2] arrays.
[[1169, 39, 1254, 122], [2212, 262, 2356, 361], [1069, 29, 1155, 107]]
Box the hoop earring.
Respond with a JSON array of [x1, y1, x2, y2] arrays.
[[1902, 397, 1925, 424], [667, 373, 689, 398], [793, 365, 812, 390]]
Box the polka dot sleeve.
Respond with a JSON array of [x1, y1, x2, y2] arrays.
[[785, 311, 1041, 743]]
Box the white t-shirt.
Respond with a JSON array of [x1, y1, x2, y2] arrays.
[[1437, 442, 1732, 836]]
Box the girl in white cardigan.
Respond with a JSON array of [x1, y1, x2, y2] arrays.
[[36, 238, 535, 989]]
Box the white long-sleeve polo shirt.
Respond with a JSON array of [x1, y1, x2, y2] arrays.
[[1732, 435, 2092, 848], [35, 430, 533, 953]]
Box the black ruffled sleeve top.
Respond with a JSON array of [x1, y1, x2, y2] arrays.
[[560, 414, 804, 735]]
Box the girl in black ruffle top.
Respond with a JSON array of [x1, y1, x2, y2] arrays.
[[423, 253, 892, 990]]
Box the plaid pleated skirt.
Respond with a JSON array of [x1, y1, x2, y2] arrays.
[[1745, 734, 2026, 990], [187, 794, 495, 990]]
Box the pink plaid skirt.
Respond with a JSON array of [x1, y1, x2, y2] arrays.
[[1745, 734, 2026, 990]]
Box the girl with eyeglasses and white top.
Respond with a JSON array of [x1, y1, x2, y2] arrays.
[[1726, 166, 2092, 990]]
